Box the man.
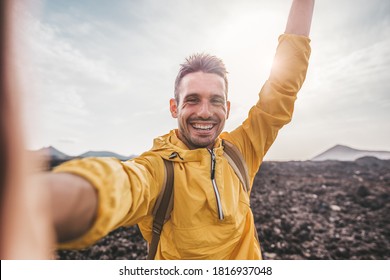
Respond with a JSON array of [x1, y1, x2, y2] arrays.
[[47, 0, 315, 259]]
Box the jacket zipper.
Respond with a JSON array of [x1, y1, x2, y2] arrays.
[[208, 149, 224, 220]]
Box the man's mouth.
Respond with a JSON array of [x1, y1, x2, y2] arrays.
[[191, 123, 215, 131]]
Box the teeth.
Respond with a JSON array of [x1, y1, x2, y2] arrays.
[[192, 123, 213, 130]]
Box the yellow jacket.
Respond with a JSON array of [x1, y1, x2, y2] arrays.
[[54, 34, 311, 259]]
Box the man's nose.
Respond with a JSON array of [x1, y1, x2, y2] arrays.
[[197, 101, 212, 119]]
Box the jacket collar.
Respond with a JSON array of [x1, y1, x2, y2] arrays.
[[150, 130, 224, 162]]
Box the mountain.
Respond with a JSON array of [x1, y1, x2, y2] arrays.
[[37, 146, 72, 160], [34, 147, 134, 161], [312, 145, 390, 161], [78, 151, 132, 161]]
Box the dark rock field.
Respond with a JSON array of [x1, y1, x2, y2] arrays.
[[56, 157, 390, 260]]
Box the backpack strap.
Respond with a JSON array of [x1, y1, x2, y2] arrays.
[[147, 158, 174, 260], [222, 140, 258, 242], [222, 140, 250, 194]]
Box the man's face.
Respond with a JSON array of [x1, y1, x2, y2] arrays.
[[170, 71, 230, 150]]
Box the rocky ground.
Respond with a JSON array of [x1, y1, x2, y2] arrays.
[[56, 157, 390, 260]]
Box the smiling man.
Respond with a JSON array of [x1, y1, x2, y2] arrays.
[[171, 57, 230, 150], [44, 0, 315, 259]]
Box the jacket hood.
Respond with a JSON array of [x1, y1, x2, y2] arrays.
[[150, 130, 225, 162]]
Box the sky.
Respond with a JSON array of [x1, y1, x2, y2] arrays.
[[14, 0, 390, 160]]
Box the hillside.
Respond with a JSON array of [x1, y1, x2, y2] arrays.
[[78, 151, 132, 161], [312, 144, 390, 161], [33, 147, 134, 167], [37, 146, 72, 160]]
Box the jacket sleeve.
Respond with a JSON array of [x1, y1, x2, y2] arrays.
[[53, 155, 164, 249], [221, 34, 311, 182]]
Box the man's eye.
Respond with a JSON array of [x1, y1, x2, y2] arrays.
[[186, 99, 198, 104], [211, 99, 224, 105]]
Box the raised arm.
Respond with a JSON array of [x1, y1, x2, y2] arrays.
[[285, 0, 315, 36], [222, 1, 314, 179]]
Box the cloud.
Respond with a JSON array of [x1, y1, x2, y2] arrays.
[[304, 29, 390, 121], [21, 0, 390, 159]]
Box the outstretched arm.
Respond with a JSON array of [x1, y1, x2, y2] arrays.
[[285, 0, 315, 36], [45, 172, 98, 243]]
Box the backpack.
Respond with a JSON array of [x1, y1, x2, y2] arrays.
[[147, 139, 251, 259]]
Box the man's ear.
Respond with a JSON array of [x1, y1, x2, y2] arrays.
[[170, 98, 178, 118], [226, 100, 231, 119]]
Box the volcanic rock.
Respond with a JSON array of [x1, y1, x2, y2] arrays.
[[56, 159, 390, 260]]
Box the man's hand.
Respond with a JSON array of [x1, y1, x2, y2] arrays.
[[285, 0, 315, 36]]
